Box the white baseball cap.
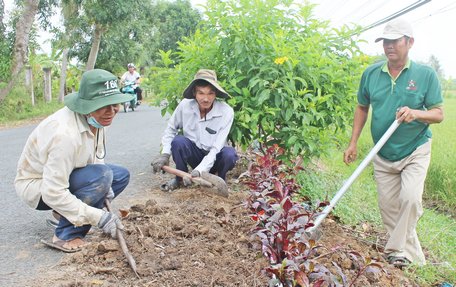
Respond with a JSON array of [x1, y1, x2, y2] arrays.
[[375, 18, 413, 43]]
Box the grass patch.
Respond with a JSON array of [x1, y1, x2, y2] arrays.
[[411, 212, 456, 285], [443, 89, 456, 98], [425, 97, 456, 213], [0, 84, 64, 126]]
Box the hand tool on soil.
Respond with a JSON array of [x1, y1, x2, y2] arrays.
[[306, 120, 401, 237], [161, 165, 229, 198], [104, 199, 140, 278]]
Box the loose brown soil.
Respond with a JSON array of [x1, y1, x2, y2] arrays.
[[28, 172, 417, 287]]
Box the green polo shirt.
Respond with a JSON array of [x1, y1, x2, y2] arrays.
[[358, 60, 443, 161]]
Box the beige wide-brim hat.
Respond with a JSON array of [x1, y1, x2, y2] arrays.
[[375, 18, 413, 43], [183, 69, 229, 99], [65, 69, 134, 114]]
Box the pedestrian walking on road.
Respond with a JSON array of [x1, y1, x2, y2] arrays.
[[343, 18, 444, 267], [15, 69, 134, 252]]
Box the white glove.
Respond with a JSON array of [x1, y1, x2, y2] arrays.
[[98, 211, 124, 239], [182, 170, 200, 186], [182, 176, 192, 187], [151, 153, 170, 173]]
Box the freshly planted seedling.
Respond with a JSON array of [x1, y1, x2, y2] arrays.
[[243, 145, 382, 286]]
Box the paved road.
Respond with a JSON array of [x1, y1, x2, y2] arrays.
[[0, 105, 168, 286]]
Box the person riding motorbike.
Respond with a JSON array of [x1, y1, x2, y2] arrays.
[[120, 78, 138, 112], [120, 63, 142, 105]]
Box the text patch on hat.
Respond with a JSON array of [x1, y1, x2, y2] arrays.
[[97, 79, 119, 98]]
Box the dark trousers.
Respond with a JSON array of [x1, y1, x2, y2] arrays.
[[134, 87, 142, 101], [36, 164, 130, 240], [171, 135, 238, 180]]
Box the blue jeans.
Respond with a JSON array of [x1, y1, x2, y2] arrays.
[[171, 135, 238, 180], [36, 164, 130, 240]]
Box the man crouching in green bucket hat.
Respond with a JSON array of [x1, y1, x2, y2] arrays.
[[15, 69, 134, 252]]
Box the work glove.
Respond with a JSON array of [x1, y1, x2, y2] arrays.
[[182, 176, 192, 187], [106, 188, 115, 202], [98, 211, 124, 239], [182, 170, 200, 187], [151, 153, 170, 173]]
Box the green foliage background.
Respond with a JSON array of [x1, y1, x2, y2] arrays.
[[150, 0, 370, 160], [65, 0, 201, 73]]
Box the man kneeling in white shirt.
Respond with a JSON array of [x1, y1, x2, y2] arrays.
[[151, 69, 238, 191]]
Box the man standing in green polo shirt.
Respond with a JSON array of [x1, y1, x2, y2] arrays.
[[343, 18, 444, 268]]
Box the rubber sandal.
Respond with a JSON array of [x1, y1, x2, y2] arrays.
[[160, 178, 181, 192], [40, 238, 84, 253], [52, 210, 61, 221], [46, 219, 58, 229], [387, 255, 411, 268]]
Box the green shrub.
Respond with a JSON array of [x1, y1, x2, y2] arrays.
[[148, 0, 370, 160]]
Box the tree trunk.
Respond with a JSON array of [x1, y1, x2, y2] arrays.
[[0, 0, 5, 33], [25, 66, 35, 106], [85, 23, 104, 71], [43, 67, 52, 103], [0, 0, 40, 102], [58, 48, 69, 103]]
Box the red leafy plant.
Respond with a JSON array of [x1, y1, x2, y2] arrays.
[[242, 145, 382, 287]]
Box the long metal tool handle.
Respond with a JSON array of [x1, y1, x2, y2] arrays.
[[105, 200, 140, 278], [307, 120, 400, 233]]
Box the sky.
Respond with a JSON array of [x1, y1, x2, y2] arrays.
[[311, 0, 456, 79], [4, 0, 456, 78]]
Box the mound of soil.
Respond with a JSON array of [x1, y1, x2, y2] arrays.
[[28, 175, 415, 287]]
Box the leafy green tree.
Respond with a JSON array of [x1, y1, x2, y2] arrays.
[[0, 0, 40, 102], [150, 0, 368, 160], [0, 22, 12, 83], [147, 0, 201, 63], [0, 0, 5, 33], [83, 0, 148, 70], [0, 0, 58, 102], [64, 0, 200, 73]]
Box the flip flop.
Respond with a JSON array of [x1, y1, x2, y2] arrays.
[[387, 255, 411, 268], [46, 219, 58, 229], [40, 238, 83, 253], [52, 210, 61, 221]]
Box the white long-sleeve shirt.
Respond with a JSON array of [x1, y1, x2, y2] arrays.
[[14, 107, 105, 226], [161, 98, 234, 172], [121, 71, 140, 88]]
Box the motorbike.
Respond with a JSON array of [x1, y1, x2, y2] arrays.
[[120, 80, 138, 113]]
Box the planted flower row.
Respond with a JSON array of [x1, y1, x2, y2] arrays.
[[242, 144, 382, 287]]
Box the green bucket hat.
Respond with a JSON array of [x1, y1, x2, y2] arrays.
[[64, 69, 134, 114], [183, 69, 229, 99]]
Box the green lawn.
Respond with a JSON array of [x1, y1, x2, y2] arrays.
[[426, 97, 456, 211]]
